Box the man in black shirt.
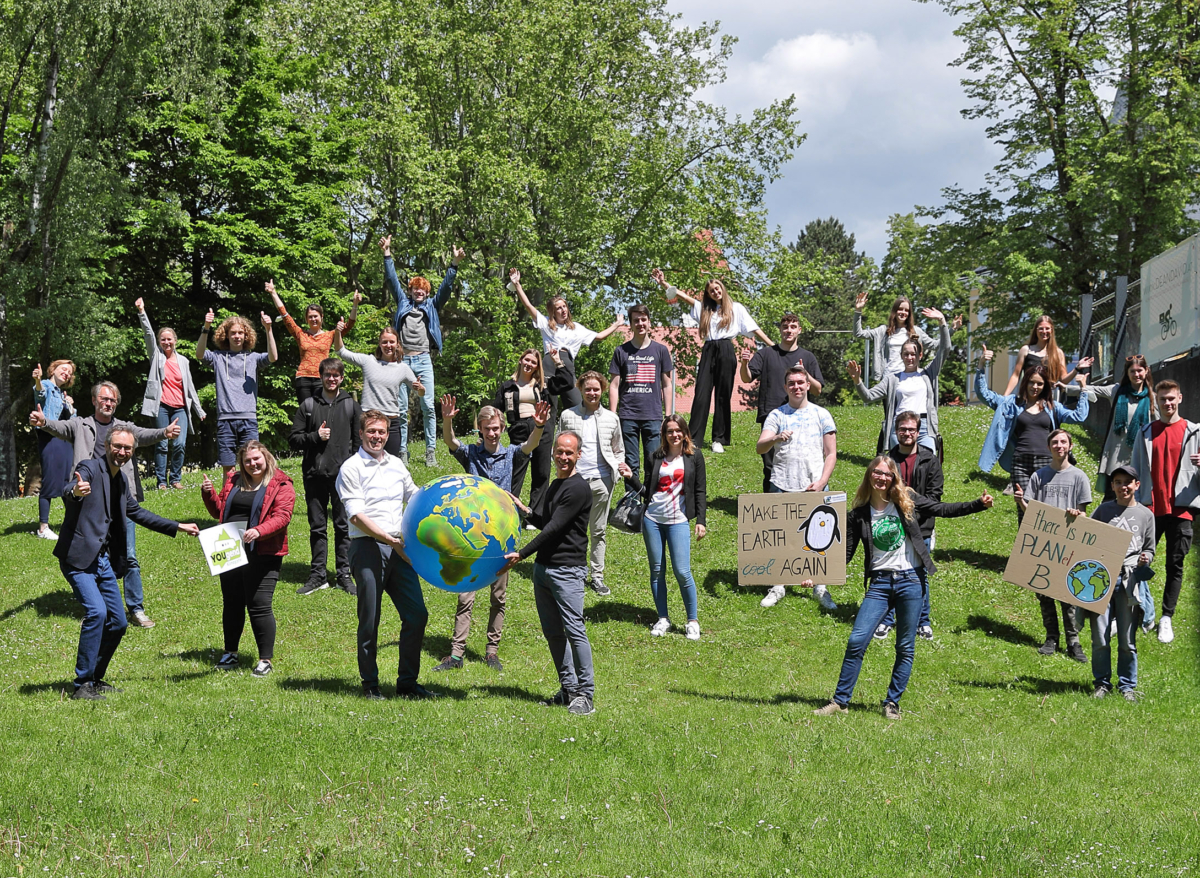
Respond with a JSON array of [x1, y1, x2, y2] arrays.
[[739, 313, 825, 491], [503, 431, 596, 715]]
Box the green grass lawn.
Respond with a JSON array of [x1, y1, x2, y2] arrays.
[[1, 404, 1198, 877]]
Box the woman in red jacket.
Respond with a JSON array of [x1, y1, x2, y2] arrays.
[[202, 441, 295, 676]]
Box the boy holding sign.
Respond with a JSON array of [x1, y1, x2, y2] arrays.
[[1086, 465, 1155, 701], [1015, 429, 1091, 661]]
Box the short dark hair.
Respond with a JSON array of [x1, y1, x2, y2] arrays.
[[785, 364, 808, 379], [628, 303, 650, 321], [1047, 428, 1073, 448], [779, 312, 800, 326], [895, 411, 921, 428], [305, 302, 325, 319], [319, 358, 344, 377]]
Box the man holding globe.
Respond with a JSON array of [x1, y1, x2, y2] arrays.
[[336, 409, 436, 701], [435, 395, 551, 672]]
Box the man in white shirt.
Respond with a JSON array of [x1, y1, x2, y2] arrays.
[[336, 409, 434, 701], [755, 364, 838, 610]]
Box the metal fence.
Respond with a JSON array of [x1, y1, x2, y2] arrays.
[[1086, 278, 1141, 382]]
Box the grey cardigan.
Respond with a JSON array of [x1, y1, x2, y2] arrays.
[[853, 311, 938, 383], [854, 320, 951, 451], [39, 416, 167, 496], [138, 310, 205, 431]]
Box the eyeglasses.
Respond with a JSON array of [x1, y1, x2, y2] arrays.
[[895, 426, 919, 434]]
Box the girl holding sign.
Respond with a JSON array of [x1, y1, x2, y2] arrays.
[[813, 456, 993, 720], [201, 442, 296, 677]]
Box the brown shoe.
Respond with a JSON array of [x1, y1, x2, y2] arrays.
[[813, 700, 848, 716], [171, 482, 184, 490]]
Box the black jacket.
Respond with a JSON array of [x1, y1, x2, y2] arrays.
[[289, 391, 363, 478], [495, 362, 577, 435], [55, 457, 179, 575], [845, 491, 987, 582], [886, 444, 944, 540], [628, 450, 707, 526]]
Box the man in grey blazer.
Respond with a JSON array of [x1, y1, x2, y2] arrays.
[[32, 381, 180, 628]]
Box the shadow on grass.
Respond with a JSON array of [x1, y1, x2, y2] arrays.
[[969, 470, 1011, 492], [585, 600, 655, 627], [957, 676, 1093, 696], [1, 521, 41, 537], [275, 675, 379, 697], [669, 687, 871, 712], [958, 614, 1042, 647], [164, 648, 219, 665], [18, 680, 72, 696], [700, 568, 738, 597], [708, 496, 739, 518], [0, 589, 81, 622], [838, 451, 875, 469], [472, 683, 553, 704], [930, 548, 1009, 571]]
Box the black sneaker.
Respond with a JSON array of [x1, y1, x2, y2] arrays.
[[588, 579, 612, 596], [432, 656, 463, 672], [567, 694, 595, 716], [541, 689, 569, 707], [1037, 638, 1059, 656], [362, 684, 386, 701], [71, 682, 106, 701], [336, 573, 356, 596], [94, 680, 122, 694], [1066, 641, 1087, 663], [396, 683, 441, 700], [485, 653, 504, 672], [296, 575, 329, 596], [1091, 685, 1110, 699], [215, 652, 239, 670]]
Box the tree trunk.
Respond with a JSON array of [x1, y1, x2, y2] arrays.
[[0, 289, 18, 498]]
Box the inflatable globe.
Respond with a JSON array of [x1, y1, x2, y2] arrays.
[[401, 474, 522, 593], [1066, 559, 1111, 603]]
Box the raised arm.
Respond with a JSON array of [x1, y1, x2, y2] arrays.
[[135, 298, 158, 358], [440, 394, 462, 453], [262, 312, 279, 363], [921, 311, 952, 379], [508, 269, 542, 323], [592, 316, 626, 343], [519, 401, 552, 456], [651, 268, 698, 309], [196, 308, 214, 359], [332, 316, 347, 353], [847, 360, 889, 404], [31, 365, 44, 399], [1003, 345, 1029, 395], [379, 235, 410, 318], [433, 247, 464, 311], [974, 345, 1004, 410], [266, 280, 302, 342]]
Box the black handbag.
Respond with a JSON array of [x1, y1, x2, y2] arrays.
[[609, 487, 645, 533]]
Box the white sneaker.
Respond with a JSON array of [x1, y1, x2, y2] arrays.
[[685, 620, 701, 641], [760, 585, 785, 608], [650, 617, 671, 636], [36, 527, 58, 540], [813, 583, 838, 610], [711, 442, 725, 454], [1158, 616, 1175, 644]]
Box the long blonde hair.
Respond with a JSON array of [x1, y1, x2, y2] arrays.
[[698, 279, 734, 338], [512, 348, 546, 389], [546, 296, 576, 333], [235, 440, 278, 489], [1026, 315, 1065, 384], [852, 455, 915, 520]]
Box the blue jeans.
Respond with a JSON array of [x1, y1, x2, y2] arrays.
[[398, 352, 436, 453], [620, 419, 662, 482], [532, 564, 594, 699], [889, 417, 937, 453], [641, 519, 698, 621], [881, 537, 932, 628], [1088, 577, 1139, 691], [123, 517, 144, 613], [833, 569, 924, 707], [61, 553, 128, 688], [155, 404, 188, 487]]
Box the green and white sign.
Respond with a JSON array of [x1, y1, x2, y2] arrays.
[[199, 522, 249, 576]]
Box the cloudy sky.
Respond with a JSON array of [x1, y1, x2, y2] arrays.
[[669, 0, 1002, 261]]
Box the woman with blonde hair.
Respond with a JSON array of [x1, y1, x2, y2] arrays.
[[812, 456, 992, 720], [495, 347, 575, 508], [135, 297, 206, 489], [852, 292, 940, 382], [333, 320, 423, 458], [31, 359, 77, 538], [509, 269, 624, 409], [652, 267, 773, 452], [197, 308, 278, 474], [201, 440, 295, 677]]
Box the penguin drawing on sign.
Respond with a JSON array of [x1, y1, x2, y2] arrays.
[[797, 505, 840, 555]]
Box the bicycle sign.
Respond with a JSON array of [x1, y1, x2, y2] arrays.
[[1159, 304, 1179, 341]]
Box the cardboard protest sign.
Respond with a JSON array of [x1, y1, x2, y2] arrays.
[[738, 492, 847, 586], [1002, 499, 1129, 613], [199, 522, 249, 577]]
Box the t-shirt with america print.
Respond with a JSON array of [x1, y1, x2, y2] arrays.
[[609, 339, 674, 421]]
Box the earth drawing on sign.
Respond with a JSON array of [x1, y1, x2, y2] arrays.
[[1065, 559, 1111, 603], [401, 474, 522, 593]]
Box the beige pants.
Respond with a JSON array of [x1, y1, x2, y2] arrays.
[[587, 476, 614, 584], [450, 571, 507, 657]]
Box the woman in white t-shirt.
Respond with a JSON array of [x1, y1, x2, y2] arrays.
[[509, 269, 624, 408], [812, 456, 992, 720], [852, 291, 938, 383], [623, 414, 708, 641], [652, 267, 774, 453]]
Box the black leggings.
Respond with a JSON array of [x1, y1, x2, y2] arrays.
[[220, 554, 281, 659], [385, 416, 404, 458], [295, 376, 323, 405], [509, 411, 556, 508], [690, 338, 737, 446]]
